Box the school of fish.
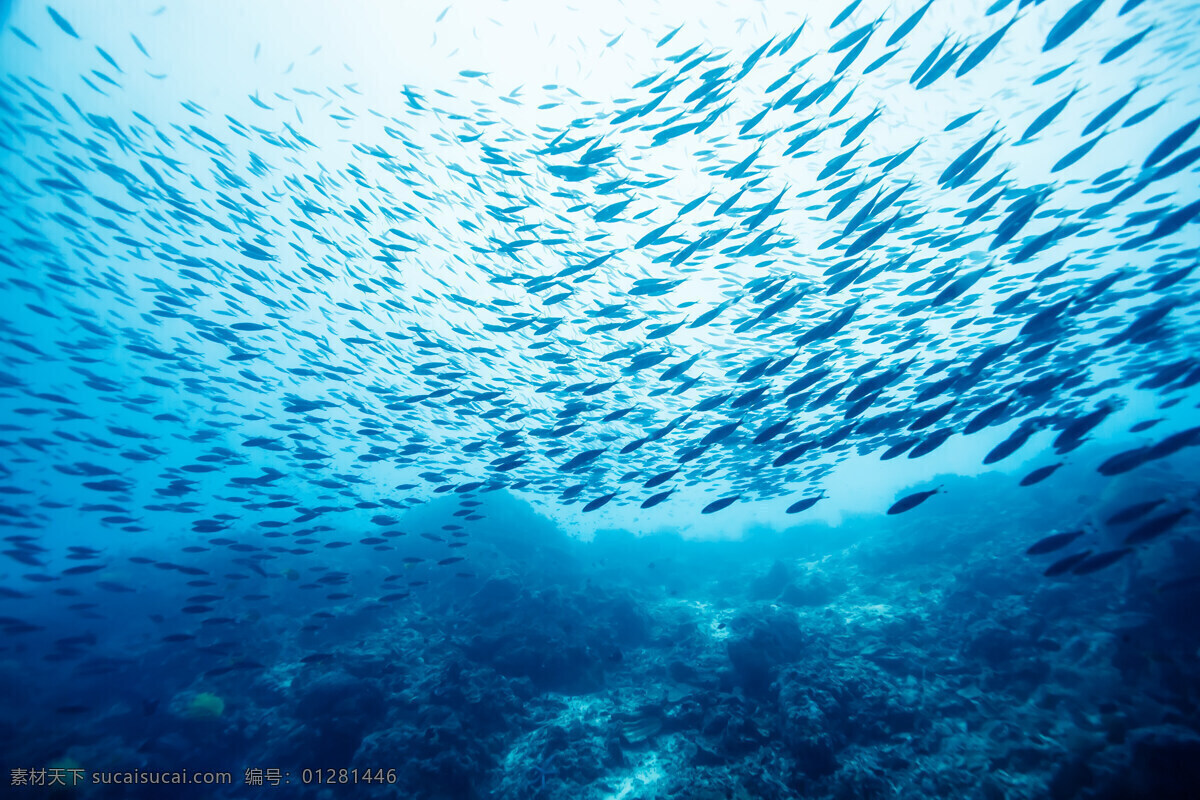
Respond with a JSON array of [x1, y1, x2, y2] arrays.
[[1, 0, 1199, 645]]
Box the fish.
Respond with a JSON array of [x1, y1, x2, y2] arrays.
[[1026, 529, 1085, 555], [1042, 0, 1105, 52], [1044, 550, 1093, 576], [1071, 548, 1134, 575], [641, 490, 673, 509], [1122, 509, 1189, 545], [1143, 116, 1200, 168], [786, 493, 824, 514], [956, 14, 1021, 78], [583, 493, 617, 513], [0, 0, 1193, 742], [1099, 26, 1152, 64], [1020, 86, 1080, 141], [831, 0, 865, 28], [886, 0, 934, 47], [1106, 499, 1167, 525], [1033, 63, 1073, 85], [983, 422, 1041, 464], [1019, 463, 1063, 486], [46, 6, 79, 38], [887, 488, 940, 515], [701, 495, 740, 514]]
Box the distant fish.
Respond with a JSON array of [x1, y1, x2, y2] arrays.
[[1106, 499, 1166, 525], [1044, 550, 1093, 576], [1042, 0, 1105, 52], [1123, 509, 1189, 545], [0, 0, 1193, 687], [887, 488, 940, 515], [1143, 115, 1200, 168], [1100, 26, 1152, 64], [1026, 529, 1085, 556], [701, 495, 740, 514], [786, 493, 824, 514], [641, 490, 673, 509], [1072, 548, 1134, 575], [583, 493, 617, 513], [886, 0, 934, 47], [46, 6, 79, 38], [1020, 463, 1063, 486]]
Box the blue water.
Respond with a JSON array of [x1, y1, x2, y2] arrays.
[[1, 0, 1199, 797]]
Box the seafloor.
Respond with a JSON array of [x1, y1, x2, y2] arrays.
[[2, 464, 1198, 800]]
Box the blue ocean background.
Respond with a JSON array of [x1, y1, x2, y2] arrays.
[[1, 0, 1199, 797]]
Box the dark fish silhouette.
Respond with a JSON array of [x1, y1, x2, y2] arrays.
[[888, 488, 940, 515], [1072, 548, 1134, 575], [1026, 529, 1085, 556]]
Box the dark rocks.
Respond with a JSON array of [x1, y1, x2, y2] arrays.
[[13, 474, 1198, 800], [413, 660, 528, 736], [725, 609, 805, 696], [353, 722, 486, 800], [777, 681, 840, 778], [779, 572, 847, 606], [1125, 725, 1200, 799], [1049, 755, 1093, 800], [719, 714, 765, 757], [607, 595, 651, 644], [510, 720, 614, 796], [290, 670, 386, 766], [981, 777, 1007, 800], [459, 582, 651, 694], [466, 576, 523, 622], [964, 624, 1020, 664], [662, 696, 705, 732], [602, 735, 625, 769], [668, 659, 703, 684], [749, 559, 793, 600], [294, 671, 385, 722], [691, 742, 726, 766], [790, 732, 839, 779], [464, 630, 603, 694]]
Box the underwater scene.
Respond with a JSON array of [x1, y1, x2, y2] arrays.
[[1, 0, 1200, 797]]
